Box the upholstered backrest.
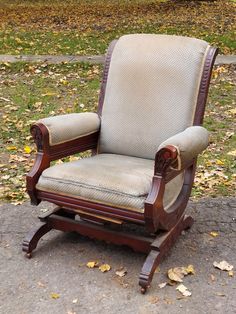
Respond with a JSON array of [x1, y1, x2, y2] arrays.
[[99, 34, 210, 159]]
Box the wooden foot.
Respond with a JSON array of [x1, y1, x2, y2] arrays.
[[139, 215, 193, 293], [22, 222, 52, 257]]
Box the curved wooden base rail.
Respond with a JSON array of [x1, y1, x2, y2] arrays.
[[22, 208, 193, 293]]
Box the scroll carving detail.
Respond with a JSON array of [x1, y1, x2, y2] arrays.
[[154, 145, 178, 176], [31, 125, 43, 151]]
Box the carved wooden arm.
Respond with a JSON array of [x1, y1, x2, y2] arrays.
[[30, 122, 99, 160], [144, 125, 209, 233], [27, 113, 100, 205], [154, 145, 178, 176]]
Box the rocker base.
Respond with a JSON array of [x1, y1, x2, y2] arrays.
[[139, 214, 193, 293], [22, 208, 193, 293]]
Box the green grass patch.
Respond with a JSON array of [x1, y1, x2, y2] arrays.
[[0, 0, 235, 55]]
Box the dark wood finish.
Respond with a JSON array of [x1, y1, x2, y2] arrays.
[[139, 214, 194, 293], [27, 123, 99, 204], [31, 123, 99, 161], [22, 222, 52, 257], [23, 37, 218, 293], [22, 207, 193, 293], [194, 47, 218, 125], [37, 190, 145, 225], [97, 40, 117, 116]]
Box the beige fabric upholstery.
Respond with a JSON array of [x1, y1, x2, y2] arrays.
[[99, 34, 210, 159], [158, 126, 209, 170], [38, 113, 100, 146], [36, 154, 184, 212]]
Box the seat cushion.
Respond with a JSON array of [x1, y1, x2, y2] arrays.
[[36, 154, 184, 212]]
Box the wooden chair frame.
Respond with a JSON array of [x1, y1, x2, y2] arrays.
[[23, 39, 218, 293]]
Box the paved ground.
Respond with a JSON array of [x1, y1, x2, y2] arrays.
[[0, 197, 235, 314], [0, 54, 236, 65]]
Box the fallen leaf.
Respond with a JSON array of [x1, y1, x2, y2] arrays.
[[148, 296, 159, 304], [210, 231, 219, 237], [167, 267, 187, 282], [42, 92, 57, 97], [99, 264, 111, 272], [185, 264, 195, 275], [213, 261, 234, 271], [227, 150, 236, 157], [37, 281, 46, 287], [24, 145, 31, 154], [226, 108, 236, 115], [154, 266, 160, 273], [163, 297, 173, 304], [115, 268, 127, 277], [50, 293, 60, 299], [86, 261, 98, 268], [158, 282, 167, 289], [216, 159, 224, 166], [228, 270, 234, 277], [176, 284, 192, 297], [182, 290, 192, 297], [6, 146, 17, 151], [0, 96, 11, 102]]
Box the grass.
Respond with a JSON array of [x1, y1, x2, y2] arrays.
[[0, 62, 235, 204], [0, 0, 235, 55]]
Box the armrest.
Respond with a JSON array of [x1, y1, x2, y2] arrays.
[[31, 112, 100, 160], [27, 113, 100, 204], [37, 112, 100, 146], [157, 126, 209, 171]]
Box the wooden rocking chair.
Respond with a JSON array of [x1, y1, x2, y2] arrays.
[[23, 34, 218, 293]]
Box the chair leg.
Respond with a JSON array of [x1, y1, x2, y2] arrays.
[[139, 249, 160, 294], [22, 222, 52, 258], [139, 215, 193, 294]]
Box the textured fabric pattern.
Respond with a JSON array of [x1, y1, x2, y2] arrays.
[[158, 126, 209, 169], [99, 34, 209, 159], [163, 173, 184, 211], [36, 153, 183, 212], [39, 112, 100, 146]]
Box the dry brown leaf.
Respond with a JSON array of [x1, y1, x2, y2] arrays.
[[158, 282, 167, 289], [185, 264, 195, 275], [176, 284, 192, 297], [148, 296, 159, 304], [167, 267, 187, 282], [99, 264, 111, 272], [213, 261, 234, 271], [115, 268, 127, 277], [86, 261, 99, 268], [228, 270, 234, 277], [226, 108, 236, 115], [227, 150, 236, 157], [37, 281, 46, 287]]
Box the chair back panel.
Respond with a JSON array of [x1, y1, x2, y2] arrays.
[[99, 34, 210, 159]]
